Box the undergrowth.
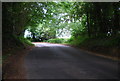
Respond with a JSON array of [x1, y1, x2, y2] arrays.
[[44, 38, 68, 44], [3, 36, 34, 61], [68, 35, 120, 48], [19, 37, 34, 46]]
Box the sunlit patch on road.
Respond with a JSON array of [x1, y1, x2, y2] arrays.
[[32, 43, 70, 48]]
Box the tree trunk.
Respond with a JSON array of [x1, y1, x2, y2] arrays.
[[112, 3, 120, 36], [86, 11, 91, 37]]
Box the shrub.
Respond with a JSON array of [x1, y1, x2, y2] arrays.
[[19, 37, 34, 46], [67, 36, 89, 46], [44, 38, 68, 44]]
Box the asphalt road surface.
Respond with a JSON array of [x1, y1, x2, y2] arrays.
[[24, 43, 119, 79]]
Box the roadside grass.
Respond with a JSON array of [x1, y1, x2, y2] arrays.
[[67, 36, 89, 46], [67, 35, 120, 59], [79, 36, 120, 47], [67, 35, 120, 47], [3, 36, 34, 61], [19, 37, 34, 46], [44, 38, 69, 44]]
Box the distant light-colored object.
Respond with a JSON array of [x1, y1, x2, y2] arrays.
[[33, 43, 70, 47], [24, 30, 32, 38], [56, 28, 71, 38]]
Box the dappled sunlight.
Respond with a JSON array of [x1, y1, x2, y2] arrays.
[[32, 43, 70, 48]]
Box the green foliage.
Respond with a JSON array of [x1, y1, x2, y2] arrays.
[[73, 36, 120, 47], [44, 38, 68, 44], [19, 37, 34, 46], [68, 36, 89, 46], [100, 37, 120, 47], [67, 35, 120, 50], [3, 2, 120, 50]]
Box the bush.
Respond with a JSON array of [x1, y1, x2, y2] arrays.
[[75, 36, 120, 47], [19, 37, 34, 46], [67, 36, 89, 46], [44, 38, 68, 44]]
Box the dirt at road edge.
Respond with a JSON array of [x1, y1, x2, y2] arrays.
[[3, 46, 34, 79]]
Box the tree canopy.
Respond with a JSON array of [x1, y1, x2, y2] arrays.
[[3, 2, 120, 43]]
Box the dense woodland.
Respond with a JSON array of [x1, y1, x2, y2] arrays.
[[2, 2, 120, 59]]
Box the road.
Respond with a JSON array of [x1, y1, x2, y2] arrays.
[[24, 43, 119, 79]]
